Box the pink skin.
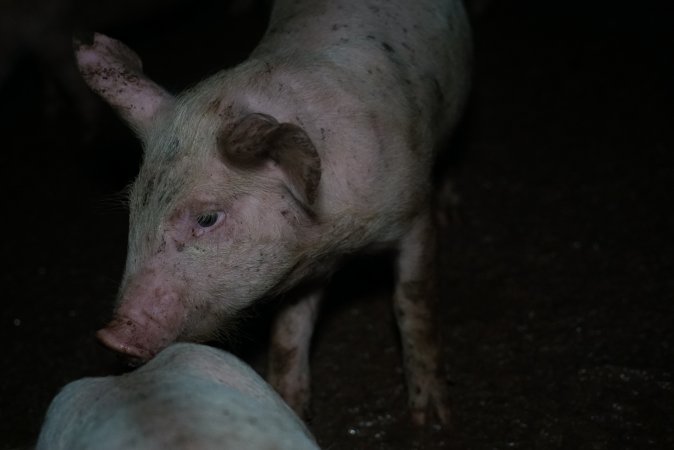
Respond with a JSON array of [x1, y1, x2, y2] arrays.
[[96, 267, 187, 362], [75, 0, 472, 424]]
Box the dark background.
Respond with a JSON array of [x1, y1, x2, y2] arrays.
[[1, 0, 672, 448]]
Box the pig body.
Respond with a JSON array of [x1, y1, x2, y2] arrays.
[[76, 0, 471, 424], [36, 343, 319, 450]]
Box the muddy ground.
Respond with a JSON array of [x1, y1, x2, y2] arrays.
[[1, 0, 672, 449]]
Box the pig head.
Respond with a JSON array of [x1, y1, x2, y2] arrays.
[[75, 33, 322, 362]]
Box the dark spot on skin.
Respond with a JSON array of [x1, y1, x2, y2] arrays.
[[156, 237, 167, 254], [382, 42, 394, 53], [367, 69, 373, 75], [368, 5, 380, 13], [141, 176, 156, 207], [207, 98, 221, 113], [175, 241, 185, 252], [339, 37, 350, 44], [366, 34, 376, 40], [122, 70, 138, 83], [320, 128, 326, 141], [264, 62, 273, 75], [224, 103, 234, 117], [154, 177, 180, 209]]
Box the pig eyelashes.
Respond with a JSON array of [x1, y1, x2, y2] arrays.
[[192, 211, 225, 237], [197, 212, 220, 228]]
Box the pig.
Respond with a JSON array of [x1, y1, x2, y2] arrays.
[[36, 343, 320, 449], [74, 0, 472, 425]]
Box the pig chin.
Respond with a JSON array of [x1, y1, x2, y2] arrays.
[[96, 290, 187, 364]]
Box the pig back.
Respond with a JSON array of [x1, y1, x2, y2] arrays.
[[253, 0, 472, 143], [240, 0, 472, 240], [36, 343, 319, 450]]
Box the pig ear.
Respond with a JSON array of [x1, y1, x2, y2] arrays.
[[220, 113, 322, 207], [73, 32, 174, 136]]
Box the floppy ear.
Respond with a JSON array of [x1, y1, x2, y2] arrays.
[[73, 32, 174, 137], [219, 113, 322, 207]]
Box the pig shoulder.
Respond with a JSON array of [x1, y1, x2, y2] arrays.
[[234, 0, 472, 243]]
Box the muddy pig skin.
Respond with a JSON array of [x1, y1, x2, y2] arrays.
[[74, 0, 471, 425], [36, 343, 319, 450]]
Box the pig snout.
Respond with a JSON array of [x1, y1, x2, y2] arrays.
[[96, 316, 170, 363], [97, 285, 187, 363]]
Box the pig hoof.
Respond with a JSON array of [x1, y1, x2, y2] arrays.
[[411, 401, 451, 427], [409, 381, 451, 427]]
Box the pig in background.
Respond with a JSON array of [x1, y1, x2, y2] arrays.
[[74, 0, 472, 426], [36, 343, 320, 450]]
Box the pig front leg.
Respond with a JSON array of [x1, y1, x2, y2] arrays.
[[268, 288, 322, 419], [394, 208, 450, 426]]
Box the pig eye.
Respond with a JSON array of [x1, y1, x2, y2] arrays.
[[196, 212, 220, 228]]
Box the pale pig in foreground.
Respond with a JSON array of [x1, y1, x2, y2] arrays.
[[37, 343, 319, 450], [74, 0, 471, 424]]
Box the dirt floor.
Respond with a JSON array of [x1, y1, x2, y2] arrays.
[[1, 1, 672, 449]]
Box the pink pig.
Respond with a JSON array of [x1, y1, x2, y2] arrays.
[[75, 0, 471, 425]]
